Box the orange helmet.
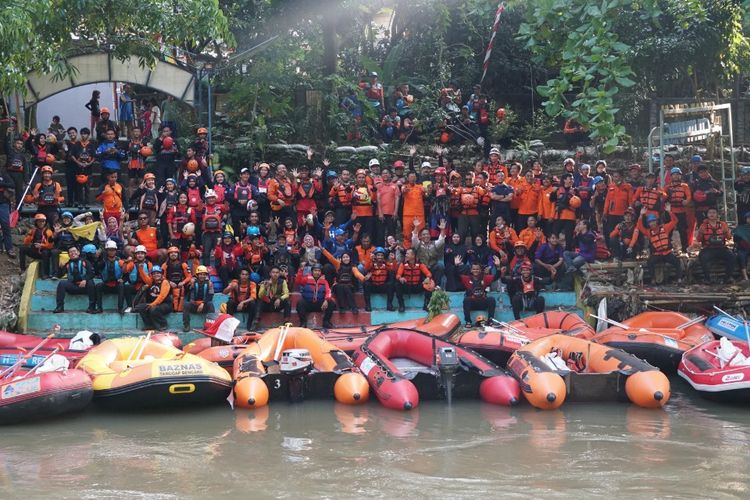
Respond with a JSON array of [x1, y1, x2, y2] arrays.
[[187, 159, 200, 172], [167, 246, 180, 254], [514, 240, 527, 249], [100, 107, 110, 114], [41, 165, 53, 174], [76, 174, 89, 184], [197, 127, 208, 135], [144, 173, 156, 181], [45, 154, 56, 165], [34, 213, 47, 222]]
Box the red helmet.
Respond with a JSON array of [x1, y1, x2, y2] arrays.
[[393, 160, 405, 169], [197, 127, 208, 135], [434, 167, 447, 176], [100, 107, 110, 114]]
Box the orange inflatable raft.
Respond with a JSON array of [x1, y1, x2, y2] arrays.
[[455, 312, 595, 366], [592, 311, 714, 373], [233, 325, 369, 408], [507, 334, 670, 410]]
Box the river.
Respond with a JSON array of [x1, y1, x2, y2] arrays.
[[1, 378, 749, 499]]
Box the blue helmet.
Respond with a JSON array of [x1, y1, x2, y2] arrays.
[[670, 167, 682, 175], [166, 178, 176, 185], [246, 226, 260, 237], [61, 211, 73, 219], [334, 228, 345, 237], [691, 154, 702, 163], [82, 244, 97, 255], [327, 170, 338, 178], [151, 265, 163, 274], [645, 214, 658, 224], [592, 176, 604, 185], [250, 272, 261, 283], [374, 246, 386, 254], [222, 231, 233, 239]]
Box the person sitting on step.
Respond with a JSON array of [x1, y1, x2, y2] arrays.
[[49, 211, 78, 277], [396, 248, 433, 313], [297, 263, 335, 328], [164, 245, 192, 315], [321, 246, 366, 314], [19, 213, 54, 278], [133, 265, 172, 330], [53, 246, 98, 314], [509, 262, 545, 320], [457, 261, 497, 328], [256, 266, 291, 327], [123, 245, 153, 312], [631, 205, 681, 284], [182, 266, 215, 332], [95, 240, 126, 314], [362, 247, 396, 312], [224, 268, 258, 331], [696, 207, 734, 284]]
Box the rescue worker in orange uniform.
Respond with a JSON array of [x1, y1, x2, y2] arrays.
[[696, 207, 734, 284], [665, 167, 692, 253], [401, 170, 427, 248], [631, 206, 681, 283]]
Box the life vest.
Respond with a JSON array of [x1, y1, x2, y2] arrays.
[[400, 263, 423, 285], [256, 177, 269, 194], [449, 187, 462, 211], [647, 227, 671, 255], [555, 187, 571, 211], [617, 222, 635, 240], [141, 189, 159, 211], [213, 183, 227, 203], [466, 277, 487, 298], [460, 187, 479, 209], [217, 244, 239, 267], [298, 182, 316, 199], [638, 187, 662, 211], [66, 260, 85, 282], [128, 141, 144, 169], [262, 280, 285, 303], [8, 156, 23, 172], [31, 228, 50, 246], [231, 281, 255, 303], [57, 227, 76, 249], [129, 262, 150, 284], [271, 178, 295, 207], [189, 280, 210, 302], [164, 189, 179, 210], [521, 277, 537, 295], [667, 184, 687, 205], [234, 183, 253, 206], [370, 262, 389, 286], [577, 179, 592, 200], [202, 205, 223, 232], [333, 184, 353, 207], [38, 183, 57, 206], [101, 259, 123, 282], [701, 222, 727, 247], [245, 245, 264, 266], [78, 142, 92, 163], [337, 263, 355, 286], [186, 186, 203, 209], [171, 206, 192, 233], [166, 261, 187, 284]]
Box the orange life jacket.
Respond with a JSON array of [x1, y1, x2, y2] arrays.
[[399, 262, 424, 285], [370, 262, 390, 286]]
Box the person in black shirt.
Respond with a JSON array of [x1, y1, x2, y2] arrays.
[[0, 171, 16, 257], [53, 246, 98, 314]]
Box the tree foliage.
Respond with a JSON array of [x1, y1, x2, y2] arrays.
[[0, 0, 233, 95]]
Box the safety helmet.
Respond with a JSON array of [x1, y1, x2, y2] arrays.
[[105, 240, 118, 250], [355, 169, 367, 177], [61, 211, 73, 219], [592, 176, 604, 185], [691, 155, 702, 163], [151, 265, 163, 274], [312, 263, 323, 271], [204, 189, 217, 198], [393, 160, 405, 169], [135, 245, 147, 254], [670, 167, 682, 175], [144, 173, 156, 181], [421, 161, 432, 169], [326, 170, 337, 178], [646, 214, 658, 223], [41, 165, 53, 174], [514, 240, 527, 249], [246, 226, 260, 237], [334, 228, 345, 237], [34, 213, 47, 222], [100, 107, 110, 114], [374, 246, 386, 255], [579, 164, 591, 171], [197, 127, 208, 135], [222, 231, 233, 239], [368, 158, 380, 167], [489, 147, 501, 156], [82, 244, 97, 255], [196, 265, 208, 275], [165, 178, 176, 185], [213, 170, 225, 179], [167, 246, 180, 254]]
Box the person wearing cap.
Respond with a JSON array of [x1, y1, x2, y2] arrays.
[[228, 167, 259, 236], [485, 147, 508, 181], [95, 240, 126, 314], [20, 214, 53, 278], [297, 264, 335, 328], [96, 171, 125, 223], [609, 207, 638, 261], [401, 170, 427, 248], [224, 268, 258, 330], [31, 165, 64, 226], [53, 246, 98, 314], [392, 160, 407, 185], [733, 211, 750, 281], [131, 172, 161, 225], [665, 167, 692, 252], [191, 126, 211, 167], [182, 265, 215, 331], [96, 128, 126, 178], [123, 244, 153, 311], [211, 170, 230, 206], [603, 169, 633, 250], [95, 107, 120, 143], [632, 205, 681, 283], [456, 260, 497, 327], [201, 189, 226, 265], [49, 211, 77, 277], [256, 266, 291, 324], [267, 164, 297, 221], [696, 207, 734, 284], [153, 125, 178, 186], [735, 166, 750, 222], [133, 265, 172, 330], [509, 262, 545, 320], [633, 172, 666, 218], [375, 168, 400, 245], [692, 164, 723, 225], [684, 154, 703, 186], [625, 163, 644, 189]]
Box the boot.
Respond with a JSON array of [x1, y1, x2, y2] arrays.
[[398, 299, 405, 313], [364, 298, 371, 312]]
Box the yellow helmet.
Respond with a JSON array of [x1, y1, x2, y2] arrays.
[[196, 265, 209, 275]]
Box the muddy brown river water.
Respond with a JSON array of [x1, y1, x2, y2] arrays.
[[1, 378, 748, 499]]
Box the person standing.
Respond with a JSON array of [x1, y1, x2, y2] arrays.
[[161, 95, 178, 137], [150, 99, 162, 140], [96, 129, 126, 180], [4, 132, 29, 202], [85, 90, 100, 132], [0, 170, 16, 257], [375, 168, 399, 246]]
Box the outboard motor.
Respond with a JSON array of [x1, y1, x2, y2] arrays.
[[281, 349, 313, 403], [437, 346, 460, 404]]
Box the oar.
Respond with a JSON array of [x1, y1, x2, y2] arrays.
[[675, 315, 706, 330], [741, 313, 750, 354], [129, 331, 152, 366], [18, 347, 62, 378], [589, 314, 630, 330], [0, 333, 54, 379], [273, 323, 292, 361], [488, 318, 527, 336], [10, 166, 39, 228], [713, 305, 737, 320]]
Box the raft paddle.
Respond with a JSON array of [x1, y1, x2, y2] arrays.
[[273, 323, 292, 361], [130, 331, 152, 366], [589, 314, 630, 330], [10, 166, 39, 228], [742, 313, 750, 353], [0, 333, 54, 379], [19, 347, 62, 378]]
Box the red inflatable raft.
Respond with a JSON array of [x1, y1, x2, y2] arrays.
[[352, 328, 520, 410], [678, 338, 750, 403]]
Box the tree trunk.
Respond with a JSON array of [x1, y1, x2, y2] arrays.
[[322, 17, 337, 76]]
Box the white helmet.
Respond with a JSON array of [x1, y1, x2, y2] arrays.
[[368, 158, 380, 167], [135, 245, 147, 254], [105, 240, 118, 250], [247, 199, 258, 211], [421, 161, 432, 169], [205, 189, 217, 198], [489, 147, 501, 156]]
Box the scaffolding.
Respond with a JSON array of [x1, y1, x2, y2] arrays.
[[647, 101, 737, 226]]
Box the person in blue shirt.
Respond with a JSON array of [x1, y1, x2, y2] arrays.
[[533, 232, 565, 287], [95, 129, 126, 177], [322, 226, 357, 285]]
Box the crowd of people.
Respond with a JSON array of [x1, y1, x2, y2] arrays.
[[3, 101, 748, 331]]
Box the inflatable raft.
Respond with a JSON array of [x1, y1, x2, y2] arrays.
[[351, 328, 520, 411], [593, 312, 713, 373], [233, 325, 369, 408], [77, 336, 232, 409], [455, 312, 594, 366], [678, 338, 750, 403], [706, 314, 750, 342], [321, 313, 461, 353], [507, 334, 670, 410]]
